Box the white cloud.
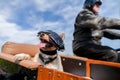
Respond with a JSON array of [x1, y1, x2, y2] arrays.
[[0, 14, 38, 51], [0, 0, 120, 55], [0, 26, 37, 44], [34, 0, 61, 12], [100, 0, 119, 18]]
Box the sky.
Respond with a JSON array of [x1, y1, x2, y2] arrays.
[[0, 0, 120, 55]]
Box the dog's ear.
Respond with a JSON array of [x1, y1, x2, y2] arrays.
[[59, 33, 65, 40]]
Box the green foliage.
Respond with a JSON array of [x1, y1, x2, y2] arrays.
[[0, 59, 21, 73], [0, 59, 38, 80]]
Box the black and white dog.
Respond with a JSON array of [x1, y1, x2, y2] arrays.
[[0, 30, 65, 80], [14, 30, 65, 71]]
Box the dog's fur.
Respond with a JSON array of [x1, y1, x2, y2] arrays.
[[13, 32, 64, 72]]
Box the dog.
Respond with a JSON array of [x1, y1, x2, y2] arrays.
[[13, 30, 65, 71]]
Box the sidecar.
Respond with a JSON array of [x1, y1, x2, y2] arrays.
[[0, 42, 120, 80]]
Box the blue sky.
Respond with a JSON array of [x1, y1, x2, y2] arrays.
[[0, 0, 120, 55]]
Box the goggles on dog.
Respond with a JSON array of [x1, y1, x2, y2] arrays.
[[37, 30, 65, 51]]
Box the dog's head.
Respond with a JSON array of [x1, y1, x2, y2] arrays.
[[37, 30, 65, 51]]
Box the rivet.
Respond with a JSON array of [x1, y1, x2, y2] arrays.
[[40, 69, 43, 72], [48, 72, 51, 75], [63, 58, 65, 61], [69, 78, 73, 80], [24, 76, 27, 80], [57, 74, 61, 78], [33, 76, 36, 79], [78, 63, 82, 66]]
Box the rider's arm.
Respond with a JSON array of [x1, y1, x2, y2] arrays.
[[103, 29, 120, 39], [84, 14, 120, 30], [101, 18, 120, 30], [75, 9, 120, 30]]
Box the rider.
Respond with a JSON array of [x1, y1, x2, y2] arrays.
[[73, 0, 120, 62]]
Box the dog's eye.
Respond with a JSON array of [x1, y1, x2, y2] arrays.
[[39, 33, 45, 37]]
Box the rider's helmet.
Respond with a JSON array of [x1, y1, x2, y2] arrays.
[[83, 0, 102, 9]]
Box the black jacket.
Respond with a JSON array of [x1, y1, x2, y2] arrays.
[[73, 9, 120, 51]]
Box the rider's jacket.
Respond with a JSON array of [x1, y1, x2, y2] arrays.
[[73, 9, 120, 51]]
